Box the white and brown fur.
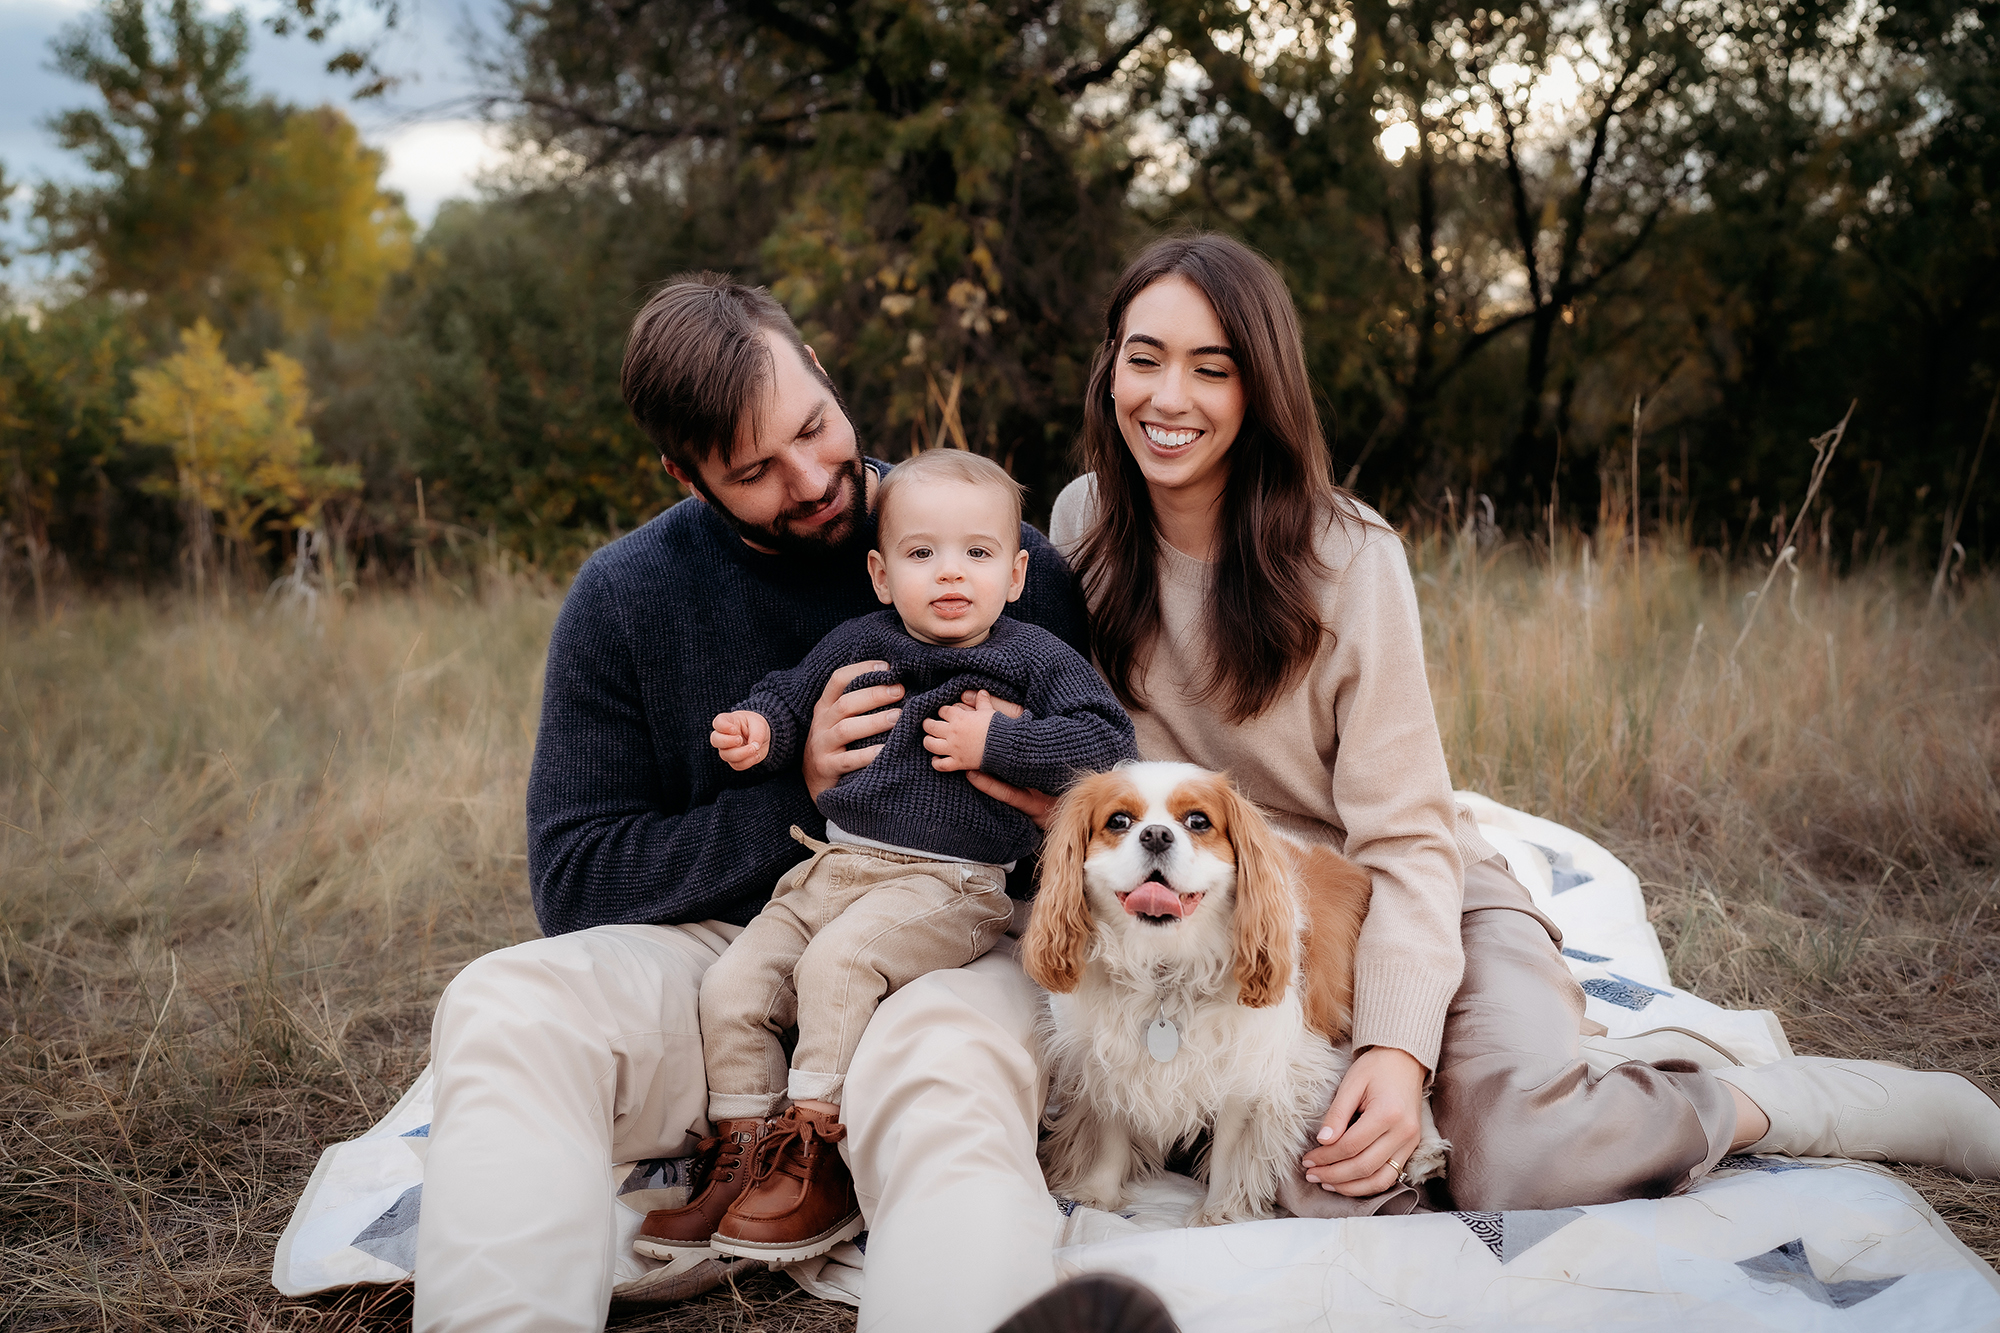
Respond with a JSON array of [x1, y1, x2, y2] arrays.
[[1024, 761, 1447, 1226]]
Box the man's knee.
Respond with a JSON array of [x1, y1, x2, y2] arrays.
[[876, 952, 1036, 1040], [848, 955, 1042, 1113], [434, 925, 712, 1058]]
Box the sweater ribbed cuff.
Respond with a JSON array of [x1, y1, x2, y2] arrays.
[[1453, 819, 1498, 874], [1349, 959, 1460, 1077]]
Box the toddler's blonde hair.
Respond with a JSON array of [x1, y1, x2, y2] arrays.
[[876, 450, 1025, 547]]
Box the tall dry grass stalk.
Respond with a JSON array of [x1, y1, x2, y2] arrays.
[[2, 540, 1996, 1329]]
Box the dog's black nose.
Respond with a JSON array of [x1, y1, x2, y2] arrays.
[[1138, 823, 1175, 855]]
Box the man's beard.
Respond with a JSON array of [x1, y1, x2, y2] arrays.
[[701, 455, 869, 556]]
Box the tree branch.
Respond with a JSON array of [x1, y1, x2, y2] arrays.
[[513, 93, 828, 154], [740, 0, 857, 66], [1489, 75, 1545, 312], [1053, 19, 1156, 95]]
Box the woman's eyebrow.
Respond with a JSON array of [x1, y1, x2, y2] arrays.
[[1121, 332, 1235, 359]]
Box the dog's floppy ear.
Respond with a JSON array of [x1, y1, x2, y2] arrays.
[[1215, 776, 1296, 1009], [1023, 776, 1105, 993]]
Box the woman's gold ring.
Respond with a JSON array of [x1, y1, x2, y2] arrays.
[[1387, 1158, 1403, 1173]]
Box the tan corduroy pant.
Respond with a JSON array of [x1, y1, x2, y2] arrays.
[[700, 829, 1014, 1118]]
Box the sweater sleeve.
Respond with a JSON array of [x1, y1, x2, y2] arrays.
[[526, 562, 823, 934], [1324, 531, 1468, 1075], [734, 617, 885, 773], [979, 642, 1138, 793]]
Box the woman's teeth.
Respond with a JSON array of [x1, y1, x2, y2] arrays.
[[1144, 424, 1198, 448]]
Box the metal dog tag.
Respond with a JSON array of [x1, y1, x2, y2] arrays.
[[1146, 1009, 1180, 1063]]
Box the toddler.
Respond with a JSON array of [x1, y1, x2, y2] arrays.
[[636, 449, 1137, 1266]]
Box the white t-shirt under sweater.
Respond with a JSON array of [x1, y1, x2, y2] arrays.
[[1051, 473, 1495, 1074]]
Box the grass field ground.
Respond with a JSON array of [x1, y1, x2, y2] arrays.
[[3, 531, 1996, 1330]]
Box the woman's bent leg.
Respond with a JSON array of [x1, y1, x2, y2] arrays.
[[413, 921, 737, 1333], [1432, 858, 1737, 1211], [842, 943, 1059, 1333]]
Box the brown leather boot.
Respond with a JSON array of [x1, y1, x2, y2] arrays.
[[710, 1105, 863, 1263], [632, 1118, 769, 1260]]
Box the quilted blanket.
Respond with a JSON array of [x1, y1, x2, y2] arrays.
[[272, 795, 2000, 1329]]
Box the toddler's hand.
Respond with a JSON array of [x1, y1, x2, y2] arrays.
[[923, 690, 999, 772], [711, 710, 772, 771]]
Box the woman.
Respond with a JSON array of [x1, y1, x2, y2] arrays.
[[1023, 231, 2000, 1212]]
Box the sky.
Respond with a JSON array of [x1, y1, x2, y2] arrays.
[[1, 0, 513, 250]]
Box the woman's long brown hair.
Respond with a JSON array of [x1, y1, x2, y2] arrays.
[[1071, 233, 1366, 721]]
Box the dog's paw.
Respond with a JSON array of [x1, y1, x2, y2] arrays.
[[1187, 1198, 1267, 1228], [1403, 1136, 1451, 1186], [1069, 1185, 1127, 1214]]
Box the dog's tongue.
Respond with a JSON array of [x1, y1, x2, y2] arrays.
[[1122, 879, 1189, 919]]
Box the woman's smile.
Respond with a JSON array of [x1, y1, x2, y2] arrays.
[[1141, 422, 1203, 452]]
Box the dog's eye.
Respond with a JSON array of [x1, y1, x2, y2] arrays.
[[1106, 812, 1134, 832], [1183, 811, 1212, 832]]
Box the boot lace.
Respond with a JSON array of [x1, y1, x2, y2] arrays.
[[691, 1126, 756, 1190], [746, 1111, 847, 1184]]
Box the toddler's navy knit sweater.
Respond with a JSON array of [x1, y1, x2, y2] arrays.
[[525, 463, 1088, 936], [741, 610, 1138, 866]]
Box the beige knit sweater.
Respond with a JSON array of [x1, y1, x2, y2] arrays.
[[1050, 474, 1494, 1072]]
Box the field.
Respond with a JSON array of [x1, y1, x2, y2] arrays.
[[3, 532, 1996, 1330]]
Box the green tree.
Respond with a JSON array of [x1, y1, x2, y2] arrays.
[[508, 0, 1151, 510], [36, 0, 413, 344], [0, 304, 151, 603]]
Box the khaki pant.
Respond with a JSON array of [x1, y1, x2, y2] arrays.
[[412, 919, 1060, 1333], [701, 830, 1014, 1118]]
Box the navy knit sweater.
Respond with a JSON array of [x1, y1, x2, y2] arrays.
[[741, 610, 1136, 865], [525, 463, 1089, 935]]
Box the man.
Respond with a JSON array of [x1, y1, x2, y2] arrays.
[[411, 273, 1076, 1332]]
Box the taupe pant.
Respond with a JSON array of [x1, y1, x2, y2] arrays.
[[1430, 855, 1738, 1209], [701, 828, 1013, 1119]]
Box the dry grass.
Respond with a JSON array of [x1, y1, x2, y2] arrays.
[[3, 536, 1996, 1329], [1424, 527, 2000, 1260]]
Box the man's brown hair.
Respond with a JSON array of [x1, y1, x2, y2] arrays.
[[621, 273, 833, 475]]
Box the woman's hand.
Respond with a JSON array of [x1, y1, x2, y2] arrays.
[[948, 688, 1057, 829], [802, 661, 903, 801], [1300, 1045, 1427, 1196]]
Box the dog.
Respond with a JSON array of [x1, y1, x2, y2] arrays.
[[1023, 761, 1448, 1226]]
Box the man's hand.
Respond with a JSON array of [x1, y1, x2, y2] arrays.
[[803, 660, 903, 801], [711, 710, 772, 770], [964, 771, 1058, 828], [923, 690, 1001, 771], [1300, 1046, 1428, 1197]]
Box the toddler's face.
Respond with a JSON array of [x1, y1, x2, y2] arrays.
[[867, 478, 1029, 646]]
